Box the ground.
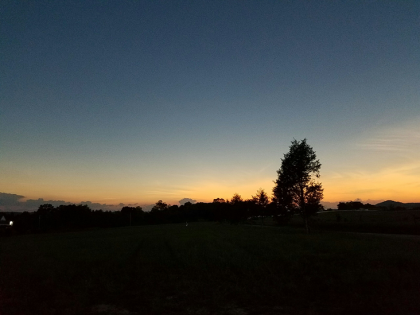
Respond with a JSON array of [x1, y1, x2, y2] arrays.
[[1, 222, 420, 314]]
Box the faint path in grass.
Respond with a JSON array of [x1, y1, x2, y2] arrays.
[[125, 239, 145, 290]]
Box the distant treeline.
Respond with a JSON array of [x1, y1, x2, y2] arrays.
[[0, 196, 281, 235], [337, 201, 420, 211], [2, 139, 330, 235], [337, 201, 378, 210]]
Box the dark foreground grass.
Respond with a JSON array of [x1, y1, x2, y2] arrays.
[[1, 223, 420, 315]]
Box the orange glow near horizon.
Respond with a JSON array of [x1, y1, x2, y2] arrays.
[[14, 170, 418, 207], [2, 126, 420, 207], [3, 156, 419, 208]]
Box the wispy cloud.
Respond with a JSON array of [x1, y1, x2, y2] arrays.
[[179, 198, 197, 205], [322, 117, 420, 202], [323, 160, 420, 203], [0, 192, 140, 212], [0, 193, 25, 206], [360, 117, 420, 153]]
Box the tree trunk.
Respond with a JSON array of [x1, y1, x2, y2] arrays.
[[300, 186, 309, 234], [261, 206, 265, 226]]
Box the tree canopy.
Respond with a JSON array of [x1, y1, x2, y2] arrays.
[[273, 139, 323, 233]]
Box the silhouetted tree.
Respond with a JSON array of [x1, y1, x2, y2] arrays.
[[252, 188, 270, 224], [148, 200, 169, 224], [151, 200, 168, 212], [230, 193, 243, 205], [37, 204, 55, 215], [36, 204, 56, 231], [305, 182, 324, 214], [273, 139, 323, 233], [337, 202, 347, 210], [227, 193, 247, 224], [121, 206, 144, 225], [266, 198, 278, 217], [364, 203, 376, 210], [212, 198, 229, 222], [56, 204, 92, 228], [337, 201, 365, 210], [272, 178, 295, 225], [167, 204, 181, 223]]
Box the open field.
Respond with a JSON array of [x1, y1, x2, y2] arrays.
[[1, 222, 420, 315]]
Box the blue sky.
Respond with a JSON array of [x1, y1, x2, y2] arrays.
[[1, 1, 419, 210]]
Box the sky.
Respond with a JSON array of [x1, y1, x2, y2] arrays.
[[1, 0, 419, 211]]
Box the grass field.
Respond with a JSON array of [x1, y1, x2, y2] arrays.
[[1, 222, 420, 315]]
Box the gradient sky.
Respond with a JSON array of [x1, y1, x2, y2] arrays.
[[1, 1, 419, 210]]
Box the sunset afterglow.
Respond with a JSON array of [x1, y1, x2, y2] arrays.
[[1, 1, 419, 211]]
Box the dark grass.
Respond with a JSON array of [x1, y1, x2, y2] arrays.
[[1, 223, 420, 314]]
